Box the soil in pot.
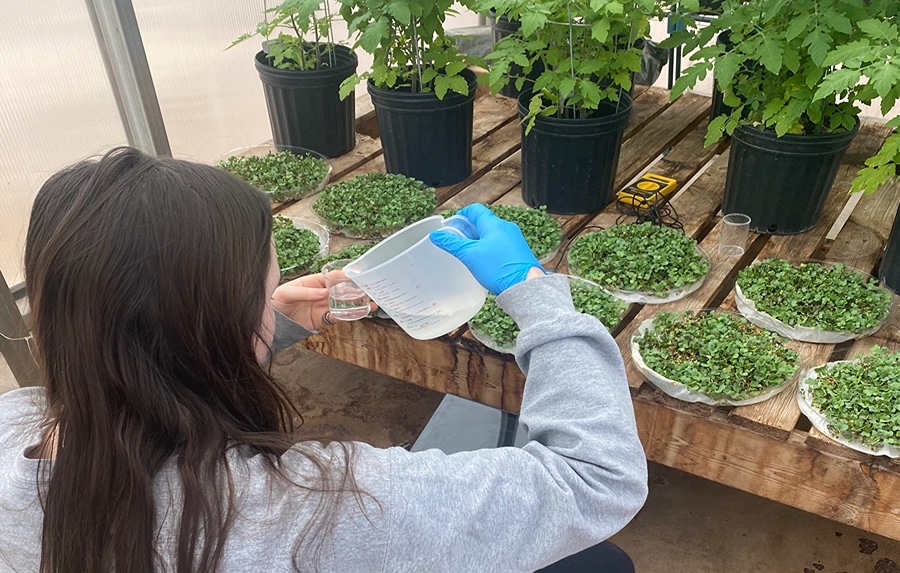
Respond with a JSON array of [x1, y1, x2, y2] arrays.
[[723, 119, 860, 234], [519, 90, 633, 214], [255, 45, 358, 158], [368, 69, 477, 188]]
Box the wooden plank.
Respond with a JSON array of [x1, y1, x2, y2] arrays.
[[438, 152, 523, 211], [806, 427, 875, 462], [634, 391, 900, 542], [623, 88, 673, 140], [301, 319, 526, 412], [825, 178, 900, 269]]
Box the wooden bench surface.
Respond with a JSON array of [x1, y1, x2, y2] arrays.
[[275, 86, 900, 541]]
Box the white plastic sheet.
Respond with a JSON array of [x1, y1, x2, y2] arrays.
[[798, 362, 900, 458], [630, 317, 797, 407], [735, 283, 889, 344], [573, 248, 710, 305]]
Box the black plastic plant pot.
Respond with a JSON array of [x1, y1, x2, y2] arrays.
[[367, 69, 477, 187], [255, 45, 358, 158], [879, 206, 900, 294], [723, 120, 860, 235], [489, 14, 543, 98], [518, 90, 633, 215]]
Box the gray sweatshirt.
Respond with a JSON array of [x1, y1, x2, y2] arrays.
[[0, 274, 647, 572]]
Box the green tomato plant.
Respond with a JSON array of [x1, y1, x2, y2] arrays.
[[664, 0, 900, 194], [470, 278, 626, 348], [218, 151, 330, 203], [567, 222, 709, 296], [230, 0, 343, 71], [442, 204, 563, 259], [635, 311, 799, 401], [337, 0, 477, 98], [807, 347, 900, 449], [273, 216, 324, 274], [475, 0, 669, 131], [736, 259, 892, 332], [313, 172, 437, 237]]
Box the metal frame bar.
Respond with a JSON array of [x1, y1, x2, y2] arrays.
[[84, 0, 171, 156], [0, 270, 39, 387]]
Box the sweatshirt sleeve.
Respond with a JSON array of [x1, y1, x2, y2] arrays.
[[373, 273, 648, 572], [271, 309, 315, 354]]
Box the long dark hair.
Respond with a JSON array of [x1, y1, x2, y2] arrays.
[[25, 147, 354, 572]]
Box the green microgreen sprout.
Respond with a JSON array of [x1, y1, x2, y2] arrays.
[[442, 204, 563, 260], [218, 151, 329, 203], [567, 223, 709, 296], [470, 278, 627, 349], [308, 241, 378, 274], [313, 173, 437, 238], [635, 311, 799, 401], [273, 216, 324, 275], [807, 347, 900, 450], [737, 259, 892, 332]]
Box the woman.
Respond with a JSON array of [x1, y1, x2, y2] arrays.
[[0, 147, 647, 572]]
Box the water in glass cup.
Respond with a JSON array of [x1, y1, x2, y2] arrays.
[[329, 282, 371, 320]]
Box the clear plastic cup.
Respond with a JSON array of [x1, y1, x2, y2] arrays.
[[342, 215, 486, 340], [720, 213, 751, 256], [322, 259, 372, 321]]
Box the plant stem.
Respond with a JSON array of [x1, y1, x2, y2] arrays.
[[312, 11, 321, 69], [290, 14, 307, 69]]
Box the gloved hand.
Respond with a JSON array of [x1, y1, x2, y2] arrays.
[[429, 203, 544, 295]]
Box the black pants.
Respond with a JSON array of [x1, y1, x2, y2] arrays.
[[536, 541, 634, 573]]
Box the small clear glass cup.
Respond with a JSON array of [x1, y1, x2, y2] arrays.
[[322, 259, 371, 321], [720, 213, 751, 257]]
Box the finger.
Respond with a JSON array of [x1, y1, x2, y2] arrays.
[[282, 273, 327, 289], [429, 228, 473, 255], [458, 203, 493, 226], [274, 283, 330, 302]]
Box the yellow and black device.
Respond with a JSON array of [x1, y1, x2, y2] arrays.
[[617, 173, 678, 207]]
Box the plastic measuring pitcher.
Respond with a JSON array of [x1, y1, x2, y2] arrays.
[[343, 215, 486, 340]]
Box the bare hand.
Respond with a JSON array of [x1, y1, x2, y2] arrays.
[[272, 274, 376, 330]]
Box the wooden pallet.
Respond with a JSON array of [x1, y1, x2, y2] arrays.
[[280, 87, 900, 541]]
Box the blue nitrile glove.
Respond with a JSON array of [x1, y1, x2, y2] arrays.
[[429, 204, 544, 295]]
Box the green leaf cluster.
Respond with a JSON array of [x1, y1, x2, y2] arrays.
[[665, 0, 900, 192], [808, 347, 900, 449], [470, 278, 626, 348], [851, 118, 900, 194], [308, 241, 378, 273], [442, 204, 563, 259], [217, 151, 329, 203], [273, 216, 323, 274], [313, 172, 437, 237], [337, 0, 476, 98], [476, 0, 670, 130], [229, 0, 343, 71], [567, 223, 709, 296], [737, 259, 892, 332], [636, 311, 799, 401]]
